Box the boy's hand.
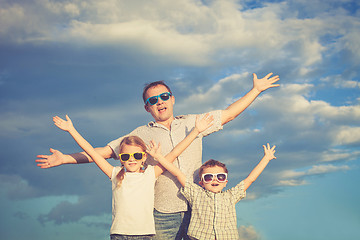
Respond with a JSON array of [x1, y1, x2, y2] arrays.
[[146, 140, 163, 161], [263, 143, 276, 161], [253, 73, 280, 92], [53, 115, 74, 132], [195, 113, 214, 133]]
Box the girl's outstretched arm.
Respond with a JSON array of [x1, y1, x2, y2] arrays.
[[53, 115, 114, 178], [147, 141, 187, 187], [151, 114, 214, 181], [243, 143, 276, 191]]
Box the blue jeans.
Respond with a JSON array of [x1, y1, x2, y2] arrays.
[[153, 209, 191, 240], [110, 234, 154, 240]]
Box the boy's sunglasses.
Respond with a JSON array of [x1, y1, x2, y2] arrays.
[[119, 152, 145, 161], [201, 173, 228, 183], [145, 92, 172, 106]]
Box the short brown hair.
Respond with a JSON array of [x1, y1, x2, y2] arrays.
[[142, 81, 172, 103], [199, 159, 228, 177]]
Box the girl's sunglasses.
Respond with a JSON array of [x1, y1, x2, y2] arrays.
[[201, 173, 228, 183], [145, 92, 172, 106], [119, 152, 145, 161]]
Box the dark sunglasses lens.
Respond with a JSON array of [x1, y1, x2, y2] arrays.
[[148, 97, 158, 105], [120, 154, 130, 161], [203, 174, 213, 182], [160, 93, 170, 101], [133, 152, 143, 160], [217, 174, 227, 181]]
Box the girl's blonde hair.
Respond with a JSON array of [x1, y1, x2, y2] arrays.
[[116, 136, 147, 188]]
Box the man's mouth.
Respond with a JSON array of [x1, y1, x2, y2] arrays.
[[158, 107, 166, 113], [211, 183, 219, 187]]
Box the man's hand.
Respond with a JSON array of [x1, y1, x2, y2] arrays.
[[253, 73, 280, 92], [36, 148, 65, 168]]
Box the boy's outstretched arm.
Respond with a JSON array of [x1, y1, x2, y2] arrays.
[[243, 143, 276, 191], [221, 73, 280, 125], [53, 115, 114, 178], [150, 114, 214, 182]]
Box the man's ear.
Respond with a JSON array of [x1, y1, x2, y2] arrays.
[[144, 104, 150, 112]]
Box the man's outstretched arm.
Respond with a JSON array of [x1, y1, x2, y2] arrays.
[[221, 72, 280, 125], [36, 145, 114, 169]]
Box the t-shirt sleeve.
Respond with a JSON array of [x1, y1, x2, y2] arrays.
[[199, 110, 223, 137], [180, 179, 202, 206], [228, 180, 246, 203], [111, 166, 123, 187]]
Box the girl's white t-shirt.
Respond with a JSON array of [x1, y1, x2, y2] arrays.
[[110, 166, 157, 235]]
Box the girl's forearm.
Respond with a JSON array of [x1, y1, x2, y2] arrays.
[[165, 128, 199, 162], [68, 128, 113, 178], [156, 155, 186, 187]]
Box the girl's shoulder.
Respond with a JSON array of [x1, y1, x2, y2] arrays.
[[112, 166, 123, 177]]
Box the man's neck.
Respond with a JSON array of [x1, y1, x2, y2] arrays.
[[155, 117, 175, 130]]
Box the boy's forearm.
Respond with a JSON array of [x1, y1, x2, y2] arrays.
[[244, 156, 271, 191]]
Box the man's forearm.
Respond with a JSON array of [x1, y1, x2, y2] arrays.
[[221, 87, 261, 125], [69, 146, 114, 164]]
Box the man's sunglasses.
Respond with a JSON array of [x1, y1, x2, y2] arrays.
[[201, 173, 228, 183], [145, 92, 172, 106], [119, 152, 145, 161]]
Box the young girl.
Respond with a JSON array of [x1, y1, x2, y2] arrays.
[[53, 114, 213, 239]]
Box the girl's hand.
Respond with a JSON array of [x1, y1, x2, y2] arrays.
[[146, 140, 163, 161], [263, 143, 276, 161], [195, 113, 214, 133], [53, 115, 74, 132]]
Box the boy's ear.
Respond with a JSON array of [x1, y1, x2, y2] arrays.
[[199, 180, 204, 187]]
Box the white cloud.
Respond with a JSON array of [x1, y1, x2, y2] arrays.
[[277, 179, 308, 186], [1, 0, 358, 70], [238, 225, 261, 240], [332, 126, 360, 145], [277, 164, 350, 186], [321, 75, 360, 89]]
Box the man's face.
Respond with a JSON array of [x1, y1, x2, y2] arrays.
[[144, 85, 175, 124], [199, 166, 228, 193]]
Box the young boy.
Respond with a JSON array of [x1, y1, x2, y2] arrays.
[[148, 143, 276, 240]]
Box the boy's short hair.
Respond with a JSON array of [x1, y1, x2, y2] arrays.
[[199, 159, 228, 177], [142, 81, 172, 103]]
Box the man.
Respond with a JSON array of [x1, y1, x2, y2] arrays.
[[36, 73, 279, 239]]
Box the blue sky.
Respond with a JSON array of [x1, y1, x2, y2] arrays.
[[0, 0, 359, 239]]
